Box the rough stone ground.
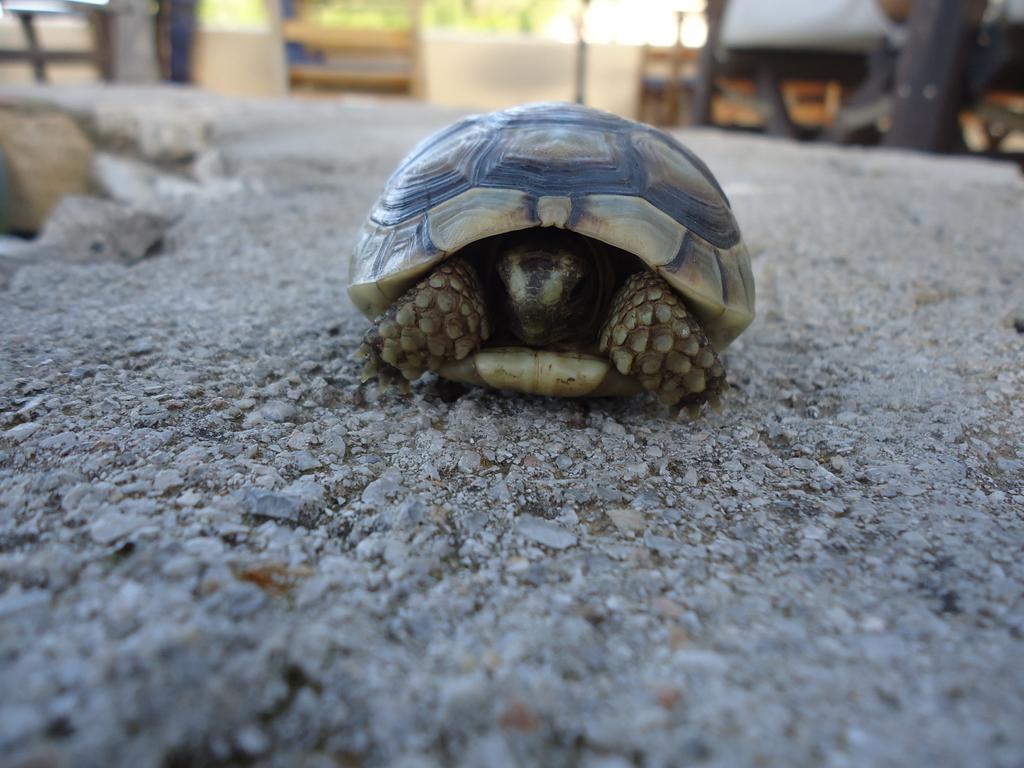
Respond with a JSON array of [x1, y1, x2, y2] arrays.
[[1, 86, 1022, 768]]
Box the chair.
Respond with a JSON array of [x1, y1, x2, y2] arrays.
[[962, 1, 1024, 158], [636, 11, 701, 125], [0, 0, 112, 82], [280, 0, 422, 96], [692, 0, 882, 138], [693, 0, 1022, 160]]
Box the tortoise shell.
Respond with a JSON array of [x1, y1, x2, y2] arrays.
[[349, 102, 754, 352]]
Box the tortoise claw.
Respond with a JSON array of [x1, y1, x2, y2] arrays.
[[357, 257, 488, 395], [600, 270, 728, 418]]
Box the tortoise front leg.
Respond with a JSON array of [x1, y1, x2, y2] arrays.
[[357, 257, 490, 390], [599, 270, 727, 417]]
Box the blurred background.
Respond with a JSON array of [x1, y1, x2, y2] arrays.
[[1, 0, 1022, 158]]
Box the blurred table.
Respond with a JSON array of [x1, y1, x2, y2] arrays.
[[0, 0, 111, 82]]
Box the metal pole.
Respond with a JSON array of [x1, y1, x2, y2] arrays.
[[574, 0, 591, 104]]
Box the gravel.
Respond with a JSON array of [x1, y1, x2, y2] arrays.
[[0, 85, 1022, 768]]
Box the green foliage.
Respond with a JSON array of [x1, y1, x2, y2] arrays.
[[198, 0, 577, 33], [424, 0, 574, 34], [199, 0, 267, 28], [311, 0, 417, 27]]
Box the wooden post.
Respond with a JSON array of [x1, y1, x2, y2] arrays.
[[409, 0, 424, 99], [17, 13, 47, 83], [90, 10, 115, 81], [883, 0, 986, 152], [264, 0, 290, 96], [663, 11, 683, 124], [692, 0, 727, 126], [755, 64, 799, 138], [574, 0, 591, 105]]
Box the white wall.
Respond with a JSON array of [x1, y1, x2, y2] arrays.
[[192, 28, 285, 97], [422, 31, 640, 117]]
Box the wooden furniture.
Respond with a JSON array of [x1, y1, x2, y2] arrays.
[[636, 13, 701, 126], [692, 0, 1021, 159], [280, 0, 422, 96], [693, 0, 872, 137], [877, 0, 913, 21], [0, 0, 112, 82], [828, 0, 1022, 156], [965, 8, 1024, 160]]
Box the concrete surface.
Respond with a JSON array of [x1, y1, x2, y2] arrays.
[[1, 86, 1023, 768]]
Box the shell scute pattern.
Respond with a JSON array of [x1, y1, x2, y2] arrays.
[[475, 125, 637, 199], [372, 118, 495, 227], [426, 188, 535, 252], [631, 132, 738, 249], [351, 102, 754, 350], [366, 104, 740, 254]]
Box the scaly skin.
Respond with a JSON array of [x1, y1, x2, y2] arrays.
[[356, 258, 490, 391], [599, 270, 727, 417]]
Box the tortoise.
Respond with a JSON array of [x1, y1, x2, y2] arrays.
[[349, 103, 754, 416]]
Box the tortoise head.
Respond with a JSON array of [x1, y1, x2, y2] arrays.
[[494, 231, 607, 347]]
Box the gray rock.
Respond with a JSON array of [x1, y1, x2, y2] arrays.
[[2, 422, 39, 443], [515, 515, 577, 549], [153, 469, 182, 493], [289, 450, 322, 471], [323, 432, 347, 459], [34, 195, 168, 264], [0, 108, 93, 233], [93, 152, 204, 212], [457, 450, 481, 473], [260, 400, 298, 423], [361, 470, 404, 507], [89, 510, 152, 544], [0, 589, 50, 621], [238, 488, 302, 522], [643, 530, 682, 555], [235, 724, 269, 756]]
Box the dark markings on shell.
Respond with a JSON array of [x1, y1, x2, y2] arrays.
[[387, 115, 480, 181], [735, 252, 751, 307], [664, 231, 695, 273], [714, 249, 729, 304], [368, 227, 397, 285], [644, 183, 737, 249], [524, 195, 539, 226], [566, 194, 587, 231], [471, 124, 639, 207], [367, 103, 740, 250], [372, 118, 501, 228], [416, 217, 443, 261], [658, 131, 731, 208]]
